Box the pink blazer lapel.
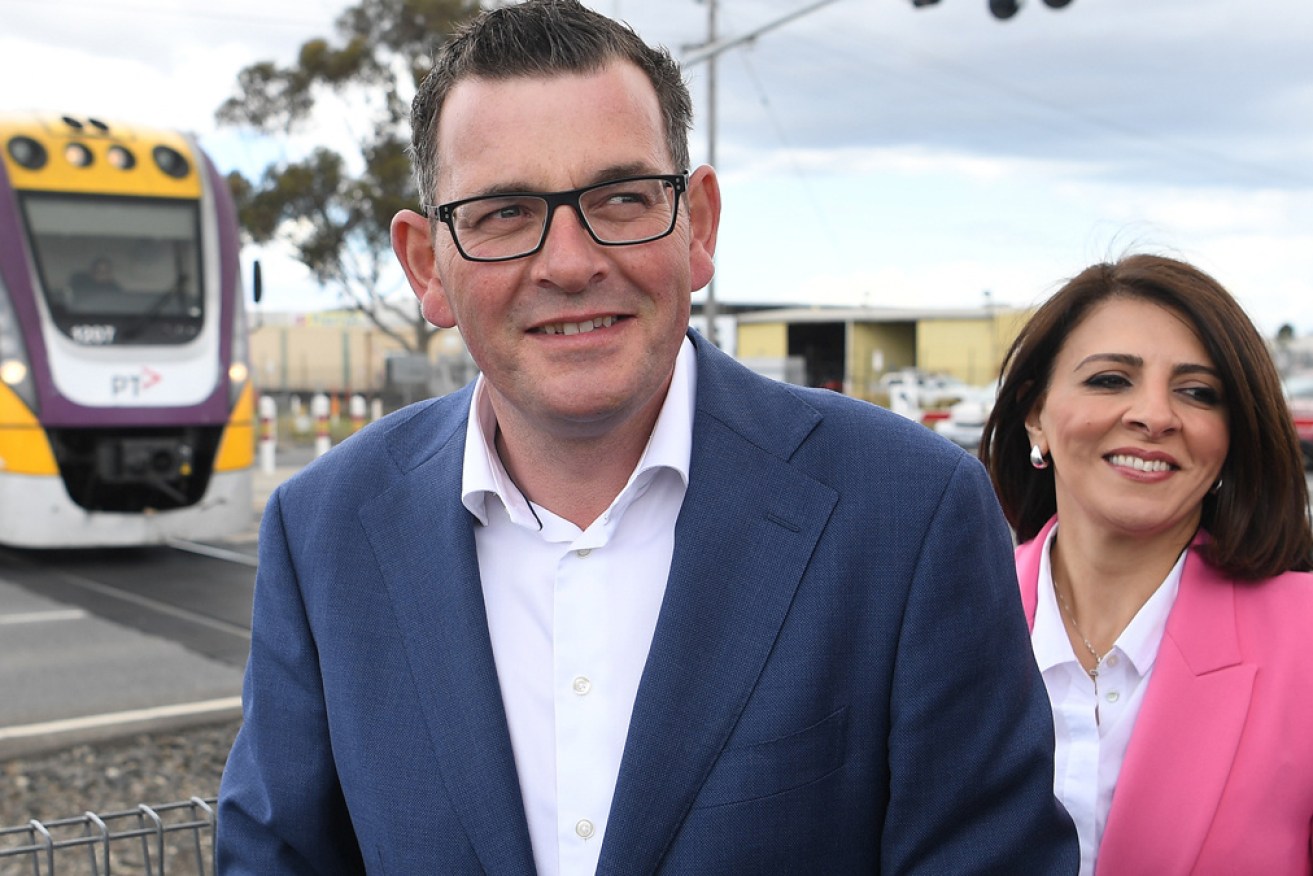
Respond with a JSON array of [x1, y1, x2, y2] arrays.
[[1095, 542, 1257, 874], [1015, 517, 1055, 631]]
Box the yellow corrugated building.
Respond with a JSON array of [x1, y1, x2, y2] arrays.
[[735, 304, 1034, 403]]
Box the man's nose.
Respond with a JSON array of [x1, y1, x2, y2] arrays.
[[531, 204, 606, 290]]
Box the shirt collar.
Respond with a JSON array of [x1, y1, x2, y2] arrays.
[[1031, 522, 1185, 676], [461, 335, 696, 529], [1116, 549, 1183, 675]]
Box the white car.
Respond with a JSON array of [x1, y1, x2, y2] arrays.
[[934, 398, 991, 453], [879, 369, 971, 408]]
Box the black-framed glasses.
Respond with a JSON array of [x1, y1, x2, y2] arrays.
[[424, 173, 688, 263]]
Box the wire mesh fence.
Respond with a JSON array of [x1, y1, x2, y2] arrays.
[[0, 797, 215, 876]]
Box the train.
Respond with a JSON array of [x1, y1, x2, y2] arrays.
[[0, 113, 255, 547]]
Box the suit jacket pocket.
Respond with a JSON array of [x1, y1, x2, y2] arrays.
[[693, 706, 848, 809]]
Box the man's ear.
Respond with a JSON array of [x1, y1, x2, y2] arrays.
[[685, 165, 721, 293], [392, 209, 456, 328]]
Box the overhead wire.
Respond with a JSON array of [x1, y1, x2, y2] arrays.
[[733, 49, 846, 259], [704, 2, 1311, 190]]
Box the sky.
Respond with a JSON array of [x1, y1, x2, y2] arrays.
[[3, 0, 1312, 337]]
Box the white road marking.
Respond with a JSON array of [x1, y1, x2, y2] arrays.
[[0, 697, 243, 744], [0, 608, 89, 625]]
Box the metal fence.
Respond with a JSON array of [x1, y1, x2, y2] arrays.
[[0, 798, 214, 876]]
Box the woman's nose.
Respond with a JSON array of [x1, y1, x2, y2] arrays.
[[1124, 384, 1181, 437]]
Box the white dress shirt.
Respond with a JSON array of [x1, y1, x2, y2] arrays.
[[1031, 523, 1183, 876], [460, 337, 695, 876]]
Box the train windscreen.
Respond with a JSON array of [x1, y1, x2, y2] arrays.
[[22, 193, 204, 346]]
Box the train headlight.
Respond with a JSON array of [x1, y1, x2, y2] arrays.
[[107, 145, 136, 170], [64, 142, 94, 167], [6, 136, 47, 170], [152, 145, 190, 178], [0, 275, 38, 410], [0, 359, 26, 386], [228, 285, 251, 407]]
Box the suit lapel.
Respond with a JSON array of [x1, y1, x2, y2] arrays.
[[1095, 548, 1255, 875], [1017, 517, 1056, 628], [597, 340, 837, 873], [359, 397, 537, 874]]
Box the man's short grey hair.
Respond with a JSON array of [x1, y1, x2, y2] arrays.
[[408, 0, 693, 208]]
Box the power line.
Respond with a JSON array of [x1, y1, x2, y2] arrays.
[[733, 49, 844, 260], [731, 11, 1313, 190]]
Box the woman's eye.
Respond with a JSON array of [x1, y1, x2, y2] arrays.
[[1181, 386, 1223, 406], [1085, 373, 1129, 389]]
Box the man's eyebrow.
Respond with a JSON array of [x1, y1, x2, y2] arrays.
[[590, 162, 662, 183], [455, 164, 664, 200]]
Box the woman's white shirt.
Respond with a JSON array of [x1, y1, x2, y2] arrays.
[[1030, 523, 1184, 876]]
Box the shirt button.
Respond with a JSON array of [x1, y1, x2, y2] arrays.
[[576, 819, 595, 839], [1106, 654, 1120, 667], [1105, 690, 1121, 703], [572, 676, 592, 695], [576, 548, 591, 558]]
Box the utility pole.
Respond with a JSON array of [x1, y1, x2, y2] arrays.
[[684, 0, 848, 349], [703, 0, 720, 347]]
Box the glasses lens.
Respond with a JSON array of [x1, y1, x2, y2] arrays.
[[580, 178, 678, 245], [445, 176, 680, 261], [449, 196, 549, 261]]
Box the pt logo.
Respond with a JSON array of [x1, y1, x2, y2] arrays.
[[111, 367, 163, 398]]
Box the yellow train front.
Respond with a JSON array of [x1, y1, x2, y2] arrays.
[[0, 113, 254, 547]]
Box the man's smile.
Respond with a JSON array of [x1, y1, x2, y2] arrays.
[[533, 315, 626, 335]]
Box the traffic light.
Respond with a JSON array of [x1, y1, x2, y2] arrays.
[[988, 0, 1074, 19], [914, 0, 1073, 18], [988, 0, 1020, 18]]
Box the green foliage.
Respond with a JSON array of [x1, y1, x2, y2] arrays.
[[217, 0, 481, 355]]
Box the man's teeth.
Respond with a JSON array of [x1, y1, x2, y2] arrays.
[[1108, 454, 1173, 472], [539, 316, 617, 335]]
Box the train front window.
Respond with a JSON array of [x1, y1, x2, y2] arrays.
[[23, 194, 204, 346]]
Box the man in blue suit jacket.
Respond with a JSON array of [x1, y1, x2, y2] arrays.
[[218, 2, 1077, 872]]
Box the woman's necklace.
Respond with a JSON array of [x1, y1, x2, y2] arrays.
[[1054, 582, 1105, 726]]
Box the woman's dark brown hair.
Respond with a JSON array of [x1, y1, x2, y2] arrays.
[[980, 253, 1313, 579]]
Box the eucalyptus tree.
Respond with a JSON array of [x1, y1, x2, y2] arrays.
[[218, 0, 480, 355]]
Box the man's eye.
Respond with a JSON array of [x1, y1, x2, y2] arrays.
[[605, 190, 651, 206], [474, 202, 529, 225]]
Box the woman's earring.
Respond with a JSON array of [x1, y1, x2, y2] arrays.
[[1210, 477, 1223, 495], [1030, 445, 1049, 470]]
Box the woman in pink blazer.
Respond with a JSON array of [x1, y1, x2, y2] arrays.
[[982, 254, 1313, 875]]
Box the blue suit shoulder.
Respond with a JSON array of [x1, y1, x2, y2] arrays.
[[693, 338, 976, 489], [275, 386, 471, 511]]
